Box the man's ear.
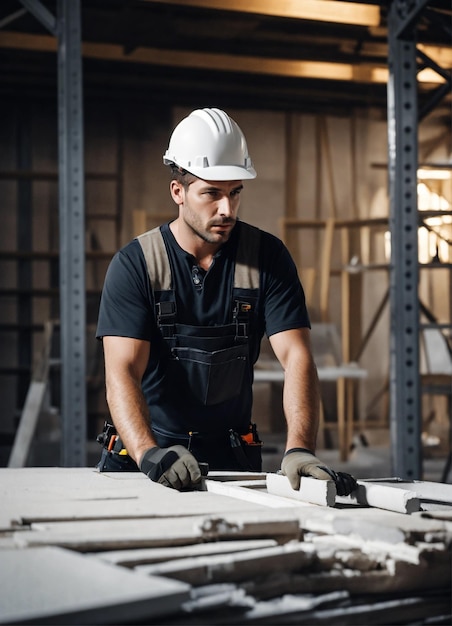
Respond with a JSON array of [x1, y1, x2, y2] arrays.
[[170, 180, 185, 206]]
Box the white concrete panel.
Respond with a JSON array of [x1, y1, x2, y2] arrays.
[[0, 468, 269, 530], [13, 510, 300, 550], [266, 473, 336, 506], [0, 546, 189, 625]]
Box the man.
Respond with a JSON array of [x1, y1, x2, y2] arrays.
[[96, 107, 356, 496]]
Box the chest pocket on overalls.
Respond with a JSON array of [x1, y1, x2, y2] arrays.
[[157, 299, 255, 406]]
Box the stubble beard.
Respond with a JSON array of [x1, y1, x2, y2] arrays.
[[184, 214, 237, 245]]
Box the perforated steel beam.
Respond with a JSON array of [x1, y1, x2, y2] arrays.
[[57, 0, 87, 466], [19, 1, 87, 466], [386, 0, 428, 480]]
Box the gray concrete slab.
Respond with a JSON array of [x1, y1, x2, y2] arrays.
[[0, 546, 189, 625], [0, 467, 272, 530], [13, 510, 300, 550]]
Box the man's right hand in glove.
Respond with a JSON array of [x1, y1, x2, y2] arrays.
[[139, 445, 201, 490], [281, 447, 357, 496]]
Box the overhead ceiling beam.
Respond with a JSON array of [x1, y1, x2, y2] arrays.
[[19, 0, 57, 36], [0, 31, 446, 85], [143, 0, 381, 27]]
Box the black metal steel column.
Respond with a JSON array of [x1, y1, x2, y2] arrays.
[[16, 105, 33, 408], [57, 0, 87, 466], [386, 0, 428, 479]]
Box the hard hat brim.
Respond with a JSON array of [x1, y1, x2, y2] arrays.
[[164, 160, 257, 181], [188, 165, 257, 181]]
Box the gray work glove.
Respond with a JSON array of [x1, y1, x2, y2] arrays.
[[139, 445, 201, 490], [281, 447, 357, 496]]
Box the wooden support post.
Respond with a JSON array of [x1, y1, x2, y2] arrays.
[[336, 377, 346, 461], [319, 117, 338, 219], [284, 113, 300, 265], [319, 218, 335, 322], [8, 321, 55, 468], [340, 227, 352, 459]]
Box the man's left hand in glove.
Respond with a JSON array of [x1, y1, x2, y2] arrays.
[[281, 447, 357, 496]]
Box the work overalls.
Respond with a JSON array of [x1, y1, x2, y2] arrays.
[[97, 222, 263, 472]]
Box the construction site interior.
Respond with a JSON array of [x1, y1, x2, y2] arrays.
[[0, 1, 451, 625]]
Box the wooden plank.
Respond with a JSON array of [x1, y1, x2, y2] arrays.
[[7, 381, 47, 468], [132, 209, 147, 237], [253, 364, 367, 382], [8, 321, 54, 468], [144, 0, 381, 27], [319, 218, 335, 321], [0, 546, 189, 625], [0, 32, 390, 83], [266, 473, 337, 507]]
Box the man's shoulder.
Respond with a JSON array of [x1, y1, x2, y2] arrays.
[[136, 225, 164, 242], [107, 238, 147, 277], [117, 237, 144, 260], [237, 221, 282, 247], [238, 222, 285, 262]]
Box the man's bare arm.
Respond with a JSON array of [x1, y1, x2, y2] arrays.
[[103, 336, 157, 464], [269, 327, 357, 495], [269, 327, 320, 452]]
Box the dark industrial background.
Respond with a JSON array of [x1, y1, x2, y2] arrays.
[[0, 0, 451, 481]]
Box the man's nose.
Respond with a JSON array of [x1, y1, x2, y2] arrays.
[[218, 196, 233, 216]]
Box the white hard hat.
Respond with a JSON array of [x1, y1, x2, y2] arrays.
[[163, 108, 257, 180]]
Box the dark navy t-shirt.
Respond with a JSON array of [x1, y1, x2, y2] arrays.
[[96, 221, 310, 441]]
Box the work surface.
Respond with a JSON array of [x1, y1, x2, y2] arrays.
[[1, 468, 451, 625]]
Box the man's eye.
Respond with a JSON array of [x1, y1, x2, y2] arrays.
[[231, 189, 242, 197]]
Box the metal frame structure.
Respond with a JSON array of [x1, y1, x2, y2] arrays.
[[19, 0, 86, 466], [387, 0, 451, 479], [15, 0, 450, 474]]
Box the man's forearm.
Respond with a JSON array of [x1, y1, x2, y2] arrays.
[[106, 373, 157, 464], [283, 357, 320, 452]]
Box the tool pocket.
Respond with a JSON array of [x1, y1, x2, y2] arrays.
[[229, 427, 263, 471], [168, 343, 249, 406], [96, 450, 139, 472], [240, 442, 262, 472]]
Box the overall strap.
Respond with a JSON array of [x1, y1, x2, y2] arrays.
[[137, 223, 261, 334], [137, 222, 261, 292], [232, 223, 261, 337], [137, 226, 172, 291], [234, 222, 261, 290], [137, 227, 175, 332]]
